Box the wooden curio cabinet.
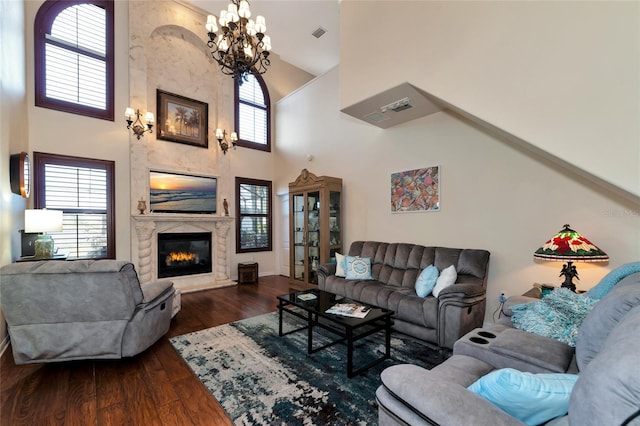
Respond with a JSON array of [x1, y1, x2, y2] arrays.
[[289, 169, 342, 288]]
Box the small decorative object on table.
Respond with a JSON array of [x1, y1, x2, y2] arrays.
[[137, 198, 146, 214], [223, 198, 229, 216]]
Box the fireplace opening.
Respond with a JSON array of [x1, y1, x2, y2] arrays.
[[158, 232, 212, 278]]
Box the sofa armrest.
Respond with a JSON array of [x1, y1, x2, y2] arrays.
[[501, 295, 539, 317], [317, 263, 336, 277], [317, 263, 336, 289], [438, 283, 486, 300], [379, 364, 525, 426], [140, 279, 174, 303]]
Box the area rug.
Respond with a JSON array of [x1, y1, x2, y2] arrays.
[[170, 311, 447, 425]]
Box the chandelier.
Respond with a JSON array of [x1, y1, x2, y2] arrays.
[[205, 0, 272, 83]]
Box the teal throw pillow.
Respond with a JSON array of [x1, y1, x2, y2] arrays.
[[345, 256, 372, 280], [468, 368, 578, 426], [415, 265, 439, 297]]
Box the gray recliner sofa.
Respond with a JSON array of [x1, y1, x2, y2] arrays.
[[317, 241, 490, 349], [0, 260, 175, 364], [376, 271, 640, 425]]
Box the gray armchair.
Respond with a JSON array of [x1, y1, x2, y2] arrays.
[[0, 260, 174, 364]]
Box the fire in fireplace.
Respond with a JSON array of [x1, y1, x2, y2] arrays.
[[158, 232, 212, 278]]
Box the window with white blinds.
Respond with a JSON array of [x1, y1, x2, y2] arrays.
[[35, 1, 114, 121], [235, 73, 271, 152], [236, 177, 272, 253], [33, 152, 115, 259]]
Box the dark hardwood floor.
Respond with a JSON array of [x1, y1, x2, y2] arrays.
[[0, 275, 293, 426]]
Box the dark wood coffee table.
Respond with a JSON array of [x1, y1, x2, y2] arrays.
[[277, 289, 393, 378]]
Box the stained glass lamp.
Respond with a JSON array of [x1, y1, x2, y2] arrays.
[[533, 224, 609, 292]]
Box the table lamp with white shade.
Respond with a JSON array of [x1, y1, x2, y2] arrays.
[[24, 209, 63, 259]]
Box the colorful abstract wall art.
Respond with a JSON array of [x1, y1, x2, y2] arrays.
[[391, 166, 440, 213]]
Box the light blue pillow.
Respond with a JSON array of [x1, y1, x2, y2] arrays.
[[468, 368, 579, 426], [345, 256, 372, 280], [415, 265, 439, 297]]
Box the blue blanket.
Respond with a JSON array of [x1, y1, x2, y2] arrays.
[[585, 262, 640, 300]]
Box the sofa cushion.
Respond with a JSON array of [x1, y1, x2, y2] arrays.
[[569, 305, 640, 426], [575, 272, 640, 370], [345, 256, 372, 280], [415, 265, 439, 297], [433, 265, 457, 297], [468, 368, 578, 426]]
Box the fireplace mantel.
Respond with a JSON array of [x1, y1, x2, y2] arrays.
[[132, 214, 235, 293]]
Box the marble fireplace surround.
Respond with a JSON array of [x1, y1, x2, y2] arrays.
[[132, 214, 235, 293]]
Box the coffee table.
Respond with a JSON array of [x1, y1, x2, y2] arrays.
[[277, 289, 393, 378]]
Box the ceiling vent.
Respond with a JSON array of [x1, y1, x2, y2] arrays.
[[364, 112, 390, 123], [312, 27, 327, 39], [340, 83, 445, 129]]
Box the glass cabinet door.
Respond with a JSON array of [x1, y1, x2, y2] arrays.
[[292, 193, 306, 281], [307, 191, 320, 284], [328, 190, 341, 263]]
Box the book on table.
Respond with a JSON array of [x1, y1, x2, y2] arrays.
[[325, 303, 370, 318], [297, 292, 318, 301]]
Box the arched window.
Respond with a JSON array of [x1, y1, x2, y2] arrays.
[[34, 0, 114, 121], [234, 74, 271, 152]]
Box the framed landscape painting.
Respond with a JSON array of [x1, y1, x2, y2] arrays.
[[157, 90, 208, 148], [391, 166, 440, 213]]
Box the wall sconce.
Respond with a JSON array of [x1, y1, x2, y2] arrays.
[[216, 128, 238, 154], [125, 107, 154, 140]]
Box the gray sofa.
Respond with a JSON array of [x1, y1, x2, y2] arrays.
[[317, 241, 490, 349], [0, 260, 175, 364], [376, 271, 640, 426]]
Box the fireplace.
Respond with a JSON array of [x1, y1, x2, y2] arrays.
[[158, 232, 212, 278]]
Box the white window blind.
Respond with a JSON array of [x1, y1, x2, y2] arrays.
[[45, 3, 107, 109], [238, 181, 270, 251], [43, 163, 109, 259], [238, 74, 268, 145]]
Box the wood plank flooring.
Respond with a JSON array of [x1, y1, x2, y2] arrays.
[[0, 275, 293, 426]]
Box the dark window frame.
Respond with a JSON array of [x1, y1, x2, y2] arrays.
[[234, 73, 271, 152], [33, 151, 116, 259], [235, 177, 272, 253], [34, 0, 115, 121]]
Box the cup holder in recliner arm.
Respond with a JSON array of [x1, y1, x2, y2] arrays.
[[469, 336, 489, 344], [477, 331, 496, 339]]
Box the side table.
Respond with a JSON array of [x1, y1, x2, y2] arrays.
[[238, 262, 258, 284]]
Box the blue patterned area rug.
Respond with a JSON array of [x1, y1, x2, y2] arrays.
[[170, 311, 447, 425]]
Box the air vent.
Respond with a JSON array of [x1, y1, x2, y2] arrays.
[[364, 112, 390, 123], [312, 27, 327, 39]]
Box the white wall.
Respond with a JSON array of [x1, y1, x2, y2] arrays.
[[339, 1, 640, 201], [25, 0, 133, 259], [127, 0, 313, 279], [0, 0, 28, 352], [13, 0, 312, 281], [276, 67, 640, 323]]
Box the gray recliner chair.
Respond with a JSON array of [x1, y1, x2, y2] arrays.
[[0, 260, 174, 364]]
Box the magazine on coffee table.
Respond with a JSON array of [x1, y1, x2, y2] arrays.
[[326, 303, 370, 318]]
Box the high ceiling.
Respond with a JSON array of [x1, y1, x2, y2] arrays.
[[186, 0, 340, 76]]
